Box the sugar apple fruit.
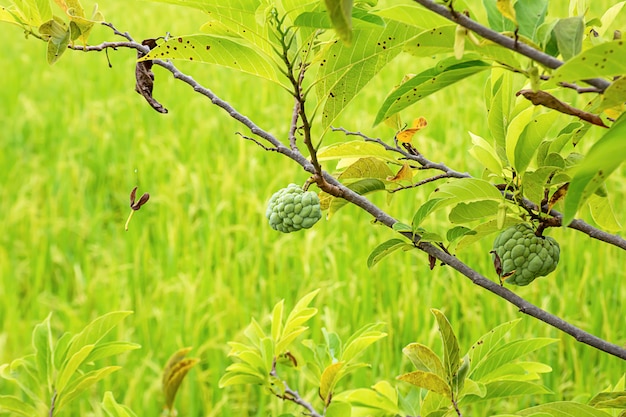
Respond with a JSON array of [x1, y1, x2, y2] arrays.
[[266, 184, 322, 233], [492, 223, 560, 286]]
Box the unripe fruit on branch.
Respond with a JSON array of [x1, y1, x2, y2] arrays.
[[492, 223, 560, 286], [266, 184, 322, 233]]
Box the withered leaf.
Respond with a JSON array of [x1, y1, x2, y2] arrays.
[[132, 193, 150, 210], [428, 254, 436, 270], [136, 38, 168, 114], [548, 183, 569, 211], [130, 186, 138, 207], [516, 89, 606, 128]]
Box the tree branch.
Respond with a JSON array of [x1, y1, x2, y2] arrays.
[[65, 26, 626, 361], [411, 0, 611, 92]]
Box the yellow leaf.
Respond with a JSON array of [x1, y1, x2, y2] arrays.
[[396, 117, 427, 143], [496, 0, 517, 24], [387, 163, 414, 182]]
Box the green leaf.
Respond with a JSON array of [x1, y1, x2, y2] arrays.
[[412, 198, 447, 229], [367, 238, 412, 268], [402, 343, 446, 379], [588, 391, 626, 409], [403, 25, 456, 57], [39, 17, 71, 64], [338, 157, 395, 180], [65, 311, 133, 363], [334, 386, 399, 414], [0, 395, 39, 417], [446, 226, 476, 244], [32, 313, 53, 391], [102, 391, 138, 417], [514, 0, 548, 41], [514, 111, 561, 174], [597, 2, 626, 37], [325, 400, 351, 417], [271, 299, 284, 344], [455, 216, 520, 251], [551, 39, 626, 84], [468, 131, 503, 174], [276, 289, 319, 353], [55, 366, 121, 413], [505, 105, 534, 172], [588, 194, 622, 232], [324, 0, 353, 44], [374, 58, 490, 125], [318, 20, 420, 128], [563, 113, 626, 225], [471, 338, 558, 382], [342, 323, 386, 363], [487, 70, 516, 161], [397, 370, 452, 398], [162, 347, 199, 411], [140, 35, 280, 83], [519, 402, 614, 417], [483, 0, 516, 33], [553, 17, 584, 61], [320, 362, 344, 404], [468, 319, 521, 377], [318, 141, 398, 164], [448, 201, 500, 223], [463, 380, 552, 403], [433, 178, 503, 206], [431, 309, 460, 384], [56, 344, 95, 394], [84, 341, 142, 364]]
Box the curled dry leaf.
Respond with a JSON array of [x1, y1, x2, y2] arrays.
[[136, 38, 168, 113]]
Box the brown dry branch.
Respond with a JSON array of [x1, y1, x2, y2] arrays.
[[64, 23, 626, 361]]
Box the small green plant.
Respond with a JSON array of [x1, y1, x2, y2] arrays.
[[0, 311, 140, 416]]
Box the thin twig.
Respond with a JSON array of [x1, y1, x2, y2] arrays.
[[411, 0, 611, 92], [270, 360, 323, 417], [390, 174, 450, 193], [237, 132, 279, 152]]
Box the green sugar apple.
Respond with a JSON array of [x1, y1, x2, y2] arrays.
[[266, 184, 322, 233], [492, 223, 560, 286]]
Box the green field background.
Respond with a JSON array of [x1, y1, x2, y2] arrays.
[[0, 1, 625, 416]]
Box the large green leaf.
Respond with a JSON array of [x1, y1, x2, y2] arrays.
[[56, 344, 95, 394], [374, 58, 490, 125], [432, 178, 503, 207], [471, 338, 557, 382], [551, 39, 626, 83], [467, 319, 521, 377], [449, 201, 500, 223], [317, 20, 420, 128], [140, 35, 280, 83], [514, 0, 548, 41], [463, 380, 551, 403], [553, 17, 584, 61], [563, 112, 626, 225]]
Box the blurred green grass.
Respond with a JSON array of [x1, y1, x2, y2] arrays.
[[0, 1, 625, 416]]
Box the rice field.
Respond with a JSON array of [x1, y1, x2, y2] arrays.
[[0, 1, 624, 416]]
